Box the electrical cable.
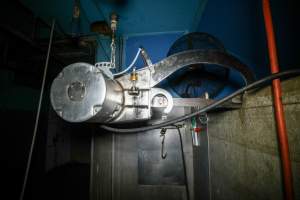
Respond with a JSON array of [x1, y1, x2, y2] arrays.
[[19, 20, 56, 200], [100, 69, 300, 133], [113, 48, 142, 77], [175, 126, 190, 200], [156, 126, 190, 199]]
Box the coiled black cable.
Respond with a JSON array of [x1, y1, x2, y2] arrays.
[[100, 69, 300, 133]]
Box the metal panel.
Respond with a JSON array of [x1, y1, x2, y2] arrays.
[[90, 105, 214, 200], [192, 110, 210, 200], [137, 129, 185, 185], [90, 131, 113, 200], [91, 107, 197, 200]]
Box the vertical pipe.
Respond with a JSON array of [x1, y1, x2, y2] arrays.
[[262, 1, 294, 199]]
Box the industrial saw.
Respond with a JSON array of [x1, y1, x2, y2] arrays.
[[50, 48, 254, 124]]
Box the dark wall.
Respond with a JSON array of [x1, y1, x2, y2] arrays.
[[0, 2, 95, 199], [197, 0, 300, 79]]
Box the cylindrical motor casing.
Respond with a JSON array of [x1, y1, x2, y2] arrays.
[[50, 63, 123, 123]]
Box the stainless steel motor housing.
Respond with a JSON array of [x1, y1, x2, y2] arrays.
[[50, 49, 255, 124], [50, 63, 123, 123]]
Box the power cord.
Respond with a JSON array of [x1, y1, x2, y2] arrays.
[[157, 126, 190, 200], [100, 69, 300, 133], [175, 125, 190, 200]]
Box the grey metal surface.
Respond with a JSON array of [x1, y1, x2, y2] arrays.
[[151, 88, 174, 119], [173, 98, 214, 107], [137, 129, 185, 185], [150, 49, 254, 87], [112, 49, 252, 123], [116, 49, 255, 89], [50, 63, 123, 123], [50, 62, 175, 123], [91, 105, 214, 200], [192, 110, 211, 200], [140, 47, 153, 66], [50, 49, 253, 124], [90, 132, 113, 200]]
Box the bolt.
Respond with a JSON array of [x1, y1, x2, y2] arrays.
[[116, 105, 121, 111], [93, 106, 102, 115], [159, 98, 163, 105], [58, 72, 63, 78], [57, 110, 63, 117]]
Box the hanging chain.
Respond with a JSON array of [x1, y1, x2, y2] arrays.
[[110, 32, 116, 69], [110, 13, 118, 69]]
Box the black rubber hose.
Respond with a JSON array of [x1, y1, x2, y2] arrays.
[[176, 126, 190, 200], [100, 69, 300, 133]]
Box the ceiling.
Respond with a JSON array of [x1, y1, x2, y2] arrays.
[[21, 0, 208, 36]]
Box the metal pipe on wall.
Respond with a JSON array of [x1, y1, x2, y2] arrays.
[[262, 0, 294, 199], [19, 19, 56, 200]]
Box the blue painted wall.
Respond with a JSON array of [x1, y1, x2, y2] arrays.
[[196, 0, 268, 98], [197, 0, 299, 78], [122, 0, 299, 99], [124, 32, 185, 69], [21, 0, 207, 35], [22, 0, 299, 98], [196, 0, 299, 98]]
